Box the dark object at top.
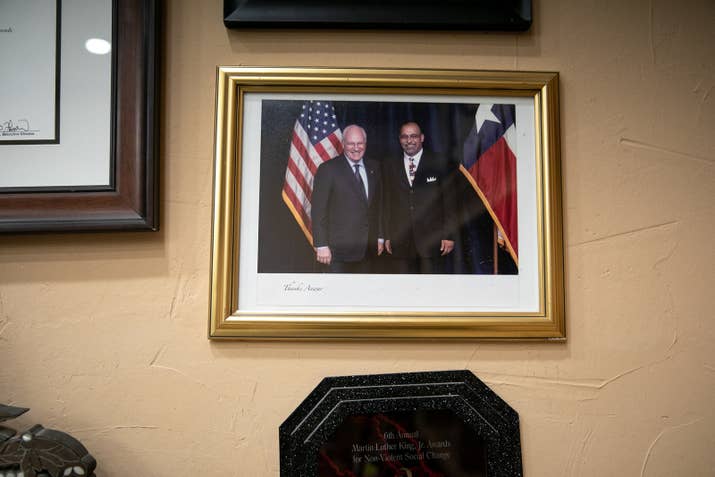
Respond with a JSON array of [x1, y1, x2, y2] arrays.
[[224, 0, 532, 31], [280, 370, 522, 476]]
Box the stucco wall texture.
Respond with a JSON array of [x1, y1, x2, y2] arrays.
[[1, 0, 713, 475]]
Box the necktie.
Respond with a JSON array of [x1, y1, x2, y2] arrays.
[[408, 157, 415, 185], [354, 164, 367, 199]]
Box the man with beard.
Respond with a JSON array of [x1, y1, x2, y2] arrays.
[[382, 121, 457, 274]]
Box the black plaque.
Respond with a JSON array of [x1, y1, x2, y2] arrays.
[[320, 409, 487, 476], [280, 370, 522, 477], [224, 0, 532, 31]]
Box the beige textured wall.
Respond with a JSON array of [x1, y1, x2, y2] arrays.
[[1, 0, 714, 475]]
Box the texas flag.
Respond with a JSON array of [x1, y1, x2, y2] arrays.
[[461, 103, 518, 265]]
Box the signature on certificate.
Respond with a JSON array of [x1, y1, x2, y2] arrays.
[[0, 119, 36, 135]]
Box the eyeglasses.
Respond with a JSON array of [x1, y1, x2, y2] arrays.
[[399, 134, 421, 140]]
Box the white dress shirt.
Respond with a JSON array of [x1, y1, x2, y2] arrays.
[[403, 149, 424, 185], [346, 156, 368, 199]]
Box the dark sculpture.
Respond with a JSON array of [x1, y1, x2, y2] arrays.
[[0, 404, 96, 477]]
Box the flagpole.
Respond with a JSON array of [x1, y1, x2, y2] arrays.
[[493, 224, 499, 275]]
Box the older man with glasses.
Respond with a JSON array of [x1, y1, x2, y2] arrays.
[[311, 124, 385, 273]]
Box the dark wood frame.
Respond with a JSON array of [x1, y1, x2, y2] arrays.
[[0, 0, 159, 233], [224, 0, 532, 31]]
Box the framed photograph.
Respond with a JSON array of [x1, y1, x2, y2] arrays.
[[210, 67, 564, 340], [0, 0, 159, 233], [223, 0, 532, 31]]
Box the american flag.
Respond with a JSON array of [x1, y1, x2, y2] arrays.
[[461, 103, 518, 265], [281, 101, 343, 245]]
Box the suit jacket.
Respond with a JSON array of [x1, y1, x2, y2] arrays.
[[383, 151, 458, 258], [311, 157, 383, 262]]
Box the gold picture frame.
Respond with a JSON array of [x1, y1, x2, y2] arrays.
[[210, 67, 564, 340]]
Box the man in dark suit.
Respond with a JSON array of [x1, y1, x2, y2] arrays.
[[383, 121, 458, 274], [311, 124, 384, 273]]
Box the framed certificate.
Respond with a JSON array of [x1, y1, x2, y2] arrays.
[[0, 0, 159, 233], [0, 0, 60, 144]]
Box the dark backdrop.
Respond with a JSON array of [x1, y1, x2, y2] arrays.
[[256, 99, 517, 274]]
